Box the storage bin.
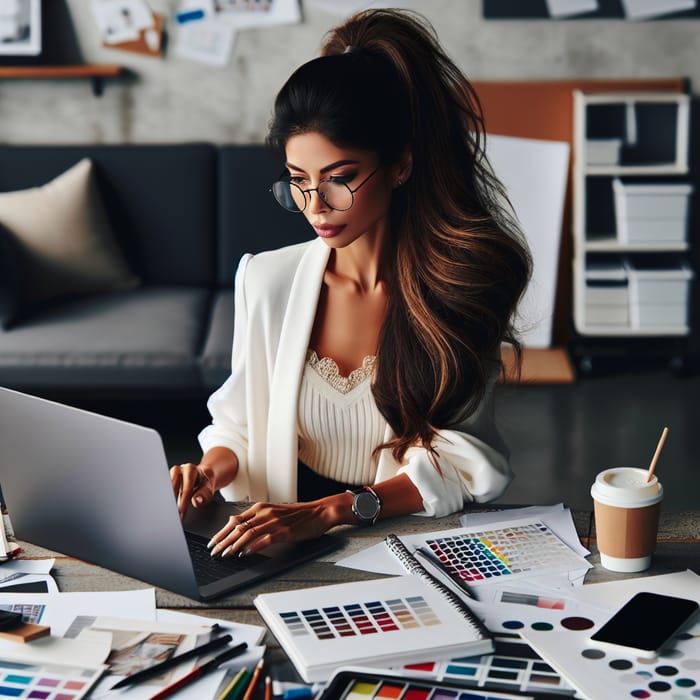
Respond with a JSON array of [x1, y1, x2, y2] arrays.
[[626, 260, 693, 328], [584, 261, 629, 326], [613, 179, 692, 245], [586, 139, 622, 166]]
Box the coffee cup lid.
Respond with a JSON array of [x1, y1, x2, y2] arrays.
[[591, 467, 663, 507]]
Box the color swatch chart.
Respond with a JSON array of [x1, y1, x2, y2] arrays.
[[278, 595, 440, 641], [0, 658, 102, 700], [400, 632, 578, 697], [0, 604, 45, 625], [318, 670, 539, 700], [424, 520, 587, 584]]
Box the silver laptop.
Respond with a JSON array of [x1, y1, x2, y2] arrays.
[[0, 387, 340, 601]]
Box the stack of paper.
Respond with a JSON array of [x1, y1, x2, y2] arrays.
[[0, 587, 267, 699]]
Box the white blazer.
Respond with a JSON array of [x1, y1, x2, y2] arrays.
[[199, 238, 512, 517]]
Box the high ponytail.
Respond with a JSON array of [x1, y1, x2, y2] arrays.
[[268, 9, 532, 466]]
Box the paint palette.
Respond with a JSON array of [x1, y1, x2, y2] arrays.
[[517, 608, 700, 699], [397, 633, 578, 697], [0, 659, 103, 700], [317, 668, 566, 700], [424, 521, 588, 586]]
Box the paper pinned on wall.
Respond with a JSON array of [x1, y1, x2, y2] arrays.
[[214, 0, 302, 29], [90, 0, 155, 44], [620, 0, 697, 20], [486, 134, 570, 349], [174, 18, 236, 66], [304, 0, 411, 17], [545, 0, 599, 18]]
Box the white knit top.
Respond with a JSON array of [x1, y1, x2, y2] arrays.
[[297, 350, 387, 485]]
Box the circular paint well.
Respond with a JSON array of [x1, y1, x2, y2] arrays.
[[560, 616, 595, 631], [531, 621, 554, 631], [610, 659, 634, 671], [581, 648, 606, 660], [501, 620, 524, 630]]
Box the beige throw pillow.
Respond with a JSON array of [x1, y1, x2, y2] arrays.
[[0, 158, 139, 322]]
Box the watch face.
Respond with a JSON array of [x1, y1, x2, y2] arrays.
[[355, 491, 380, 520]]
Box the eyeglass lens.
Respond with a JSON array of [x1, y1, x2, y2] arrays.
[[272, 180, 354, 212]]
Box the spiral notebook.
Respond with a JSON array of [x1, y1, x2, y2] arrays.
[[254, 536, 493, 682]]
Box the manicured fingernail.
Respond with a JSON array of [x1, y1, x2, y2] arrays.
[[207, 537, 216, 549], [222, 546, 233, 557], [238, 548, 249, 559], [194, 496, 204, 506]]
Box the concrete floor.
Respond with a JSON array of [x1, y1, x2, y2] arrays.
[[71, 364, 699, 513]]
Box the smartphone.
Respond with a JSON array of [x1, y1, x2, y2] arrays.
[[0, 610, 24, 631], [588, 592, 698, 659]]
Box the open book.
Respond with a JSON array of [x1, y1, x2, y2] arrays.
[[254, 571, 493, 682]]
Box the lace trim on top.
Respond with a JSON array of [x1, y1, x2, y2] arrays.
[[307, 349, 376, 394]]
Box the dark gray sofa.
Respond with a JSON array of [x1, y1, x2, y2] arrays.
[[0, 143, 311, 396]]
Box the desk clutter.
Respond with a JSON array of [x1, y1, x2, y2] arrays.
[[1, 504, 699, 700]]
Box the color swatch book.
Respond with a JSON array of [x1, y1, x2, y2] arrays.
[[337, 516, 591, 588], [253, 574, 493, 683]]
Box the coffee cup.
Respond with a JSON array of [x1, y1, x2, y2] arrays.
[[590, 467, 663, 573]]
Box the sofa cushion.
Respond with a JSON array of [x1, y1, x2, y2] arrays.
[[0, 143, 218, 287], [0, 287, 210, 391], [0, 158, 140, 328], [199, 289, 234, 389]]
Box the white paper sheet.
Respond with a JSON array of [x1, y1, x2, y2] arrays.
[[90, 0, 154, 44], [0, 588, 156, 636], [545, 0, 599, 17], [174, 19, 236, 66], [336, 515, 591, 596], [620, 0, 696, 20], [0, 632, 112, 667], [304, 0, 411, 17], [214, 0, 301, 29], [486, 135, 569, 348], [518, 571, 700, 700]]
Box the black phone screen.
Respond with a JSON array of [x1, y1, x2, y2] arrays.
[[590, 592, 698, 653]]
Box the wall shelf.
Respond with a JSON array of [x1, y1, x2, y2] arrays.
[[0, 65, 124, 97]]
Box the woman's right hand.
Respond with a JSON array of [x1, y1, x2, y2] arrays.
[[170, 447, 239, 519]]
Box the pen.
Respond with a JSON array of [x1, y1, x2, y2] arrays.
[[415, 546, 476, 600], [110, 633, 234, 689], [241, 658, 264, 700], [148, 642, 249, 700]]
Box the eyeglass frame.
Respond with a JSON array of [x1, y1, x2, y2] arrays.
[[270, 167, 380, 213]]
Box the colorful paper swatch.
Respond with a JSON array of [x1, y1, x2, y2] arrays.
[[398, 633, 577, 696], [0, 659, 102, 700], [278, 595, 440, 642], [424, 521, 586, 585], [319, 669, 540, 700]]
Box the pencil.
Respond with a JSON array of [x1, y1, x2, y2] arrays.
[[242, 658, 264, 700], [216, 667, 248, 700], [221, 668, 252, 700], [264, 675, 272, 700]]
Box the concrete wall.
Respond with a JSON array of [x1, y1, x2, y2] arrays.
[[1, 0, 699, 144]]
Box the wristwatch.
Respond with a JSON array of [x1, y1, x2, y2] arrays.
[[347, 486, 382, 526]]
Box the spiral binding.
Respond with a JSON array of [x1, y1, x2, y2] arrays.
[[385, 533, 492, 642]]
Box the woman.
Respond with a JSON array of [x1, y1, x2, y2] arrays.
[[171, 9, 531, 558]]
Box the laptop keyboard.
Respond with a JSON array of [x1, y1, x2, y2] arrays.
[[185, 532, 269, 585]]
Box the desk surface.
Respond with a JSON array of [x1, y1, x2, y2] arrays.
[[10, 508, 700, 684]]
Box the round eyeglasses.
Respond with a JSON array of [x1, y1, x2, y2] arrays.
[[270, 168, 379, 213]]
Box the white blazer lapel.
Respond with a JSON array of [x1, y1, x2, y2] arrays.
[[266, 239, 330, 502]]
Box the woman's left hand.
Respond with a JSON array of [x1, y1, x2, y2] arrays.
[[207, 498, 347, 558]]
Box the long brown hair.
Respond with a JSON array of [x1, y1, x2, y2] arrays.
[[268, 9, 531, 465]]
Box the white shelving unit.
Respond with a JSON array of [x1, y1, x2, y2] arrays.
[[572, 91, 694, 339]]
